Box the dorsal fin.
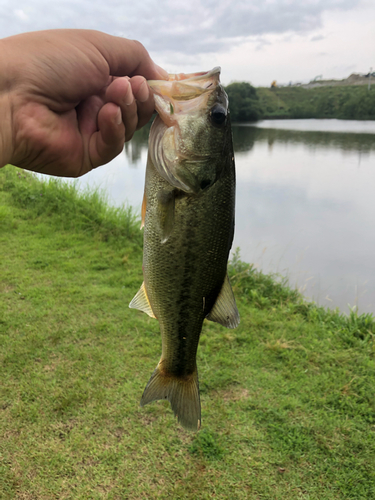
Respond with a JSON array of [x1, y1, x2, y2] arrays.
[[206, 273, 240, 329], [129, 282, 156, 319]]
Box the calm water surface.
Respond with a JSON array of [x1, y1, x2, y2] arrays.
[[56, 119, 375, 314]]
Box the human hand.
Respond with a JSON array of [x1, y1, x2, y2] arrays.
[[0, 30, 168, 177]]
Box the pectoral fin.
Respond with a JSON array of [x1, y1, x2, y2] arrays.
[[206, 273, 240, 329], [129, 282, 156, 319]]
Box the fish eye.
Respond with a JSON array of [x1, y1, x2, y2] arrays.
[[210, 105, 227, 126]]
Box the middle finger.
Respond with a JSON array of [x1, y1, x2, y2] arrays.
[[129, 75, 156, 130], [105, 77, 138, 141]]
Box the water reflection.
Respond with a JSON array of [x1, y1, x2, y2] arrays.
[[55, 119, 375, 314], [232, 125, 375, 154]]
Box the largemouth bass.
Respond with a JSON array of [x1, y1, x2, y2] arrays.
[[130, 67, 240, 431]]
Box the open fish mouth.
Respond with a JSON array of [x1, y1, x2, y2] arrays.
[[166, 67, 221, 82], [148, 67, 221, 95], [148, 68, 222, 126]]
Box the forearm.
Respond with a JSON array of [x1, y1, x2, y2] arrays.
[[0, 38, 14, 168], [0, 94, 13, 168]]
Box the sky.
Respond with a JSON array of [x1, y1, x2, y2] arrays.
[[1, 0, 374, 86]]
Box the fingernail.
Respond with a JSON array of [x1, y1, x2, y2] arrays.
[[124, 83, 134, 105], [154, 64, 169, 80], [137, 81, 149, 103], [115, 107, 122, 125]]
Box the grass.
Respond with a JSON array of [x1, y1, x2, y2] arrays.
[[1, 165, 375, 499]]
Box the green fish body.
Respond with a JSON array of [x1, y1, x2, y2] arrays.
[[130, 68, 240, 430]]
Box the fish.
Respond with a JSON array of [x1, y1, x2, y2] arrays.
[[129, 67, 240, 431]]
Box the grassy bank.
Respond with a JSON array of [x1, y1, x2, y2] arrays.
[[1, 166, 375, 499]]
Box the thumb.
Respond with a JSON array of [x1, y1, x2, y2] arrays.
[[77, 30, 169, 80]]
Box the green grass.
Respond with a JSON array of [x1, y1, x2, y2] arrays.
[[1, 165, 375, 499]]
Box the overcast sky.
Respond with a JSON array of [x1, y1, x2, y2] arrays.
[[1, 0, 374, 86]]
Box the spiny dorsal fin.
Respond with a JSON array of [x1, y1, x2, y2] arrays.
[[206, 273, 240, 329], [129, 282, 156, 319]]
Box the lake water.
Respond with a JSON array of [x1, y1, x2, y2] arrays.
[[56, 119, 375, 314]]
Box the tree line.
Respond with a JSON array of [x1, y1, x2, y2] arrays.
[[224, 82, 375, 121]]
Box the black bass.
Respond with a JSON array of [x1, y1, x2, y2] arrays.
[[130, 67, 239, 431]]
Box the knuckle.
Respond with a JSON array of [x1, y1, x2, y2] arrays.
[[131, 39, 148, 56]]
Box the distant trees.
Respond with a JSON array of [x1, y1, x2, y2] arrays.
[[308, 89, 375, 119], [225, 82, 264, 122], [341, 91, 375, 119], [225, 82, 375, 122]]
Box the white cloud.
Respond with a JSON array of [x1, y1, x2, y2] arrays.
[[13, 9, 29, 21], [311, 34, 325, 41]]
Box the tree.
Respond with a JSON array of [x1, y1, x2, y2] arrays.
[[225, 82, 264, 122]]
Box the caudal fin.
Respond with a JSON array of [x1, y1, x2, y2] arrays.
[[140, 362, 201, 431]]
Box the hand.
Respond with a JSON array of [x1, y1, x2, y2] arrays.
[[0, 30, 168, 177]]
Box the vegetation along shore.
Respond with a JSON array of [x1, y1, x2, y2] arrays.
[[1, 166, 375, 499], [225, 79, 375, 122]]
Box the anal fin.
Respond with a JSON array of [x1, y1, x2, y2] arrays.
[[129, 282, 156, 319], [206, 273, 240, 329]]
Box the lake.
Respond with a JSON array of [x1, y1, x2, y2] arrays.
[[56, 119, 375, 314]]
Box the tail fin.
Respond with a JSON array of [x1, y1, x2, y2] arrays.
[[140, 362, 201, 431]]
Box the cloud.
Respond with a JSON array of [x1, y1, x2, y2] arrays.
[[0, 0, 362, 55], [311, 34, 325, 41], [13, 9, 29, 22]]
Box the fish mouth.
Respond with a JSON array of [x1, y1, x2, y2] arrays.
[[163, 67, 221, 84], [148, 67, 222, 128], [148, 67, 221, 91]]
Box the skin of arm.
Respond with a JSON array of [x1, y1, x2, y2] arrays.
[[0, 29, 168, 177], [0, 92, 12, 169]]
